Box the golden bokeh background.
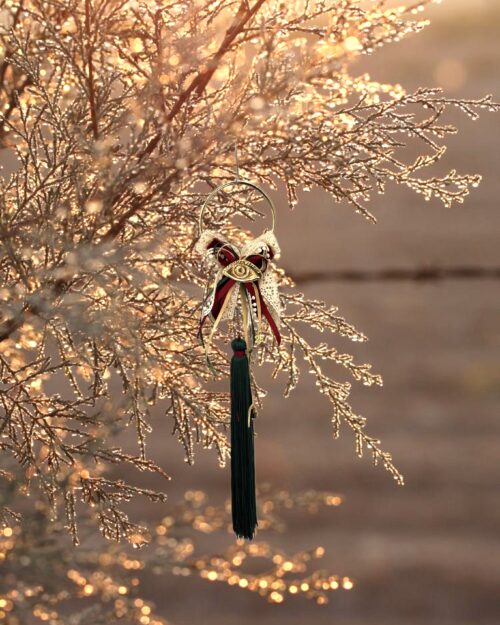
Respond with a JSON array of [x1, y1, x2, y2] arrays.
[[1, 1, 499, 624], [131, 2, 500, 624]]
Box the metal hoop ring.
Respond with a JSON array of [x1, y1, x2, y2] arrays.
[[198, 178, 276, 236]]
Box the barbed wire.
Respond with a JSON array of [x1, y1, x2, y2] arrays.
[[291, 265, 500, 284]]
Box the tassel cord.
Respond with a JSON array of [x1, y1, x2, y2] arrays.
[[230, 338, 257, 540]]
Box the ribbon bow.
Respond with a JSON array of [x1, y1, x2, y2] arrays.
[[197, 231, 282, 353]]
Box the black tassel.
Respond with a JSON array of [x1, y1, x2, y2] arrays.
[[230, 337, 257, 540]]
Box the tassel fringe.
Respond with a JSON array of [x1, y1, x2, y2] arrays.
[[230, 338, 257, 540]]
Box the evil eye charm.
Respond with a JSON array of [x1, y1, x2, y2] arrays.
[[223, 259, 262, 283]]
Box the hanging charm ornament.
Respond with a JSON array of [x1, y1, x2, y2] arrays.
[[196, 168, 282, 541]]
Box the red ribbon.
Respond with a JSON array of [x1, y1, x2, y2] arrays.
[[200, 239, 281, 346]]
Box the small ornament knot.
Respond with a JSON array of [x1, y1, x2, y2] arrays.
[[231, 338, 247, 356]]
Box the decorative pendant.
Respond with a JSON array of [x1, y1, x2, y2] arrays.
[[196, 173, 282, 540]]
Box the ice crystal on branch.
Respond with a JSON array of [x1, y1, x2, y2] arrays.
[[0, 0, 497, 540]]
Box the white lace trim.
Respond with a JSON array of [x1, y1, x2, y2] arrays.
[[197, 229, 282, 328]]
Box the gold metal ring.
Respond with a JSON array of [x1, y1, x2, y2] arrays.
[[198, 178, 276, 236]]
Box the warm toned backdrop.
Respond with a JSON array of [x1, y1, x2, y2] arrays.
[[122, 3, 499, 624]]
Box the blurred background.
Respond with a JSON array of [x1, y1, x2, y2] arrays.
[[126, 2, 499, 624]]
